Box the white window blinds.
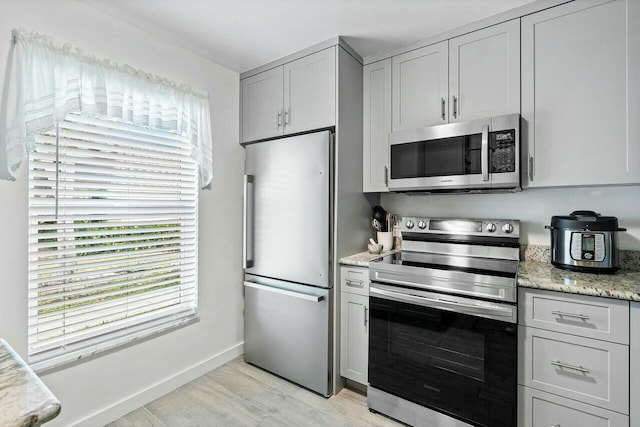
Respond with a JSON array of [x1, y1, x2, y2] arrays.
[[28, 114, 198, 369]]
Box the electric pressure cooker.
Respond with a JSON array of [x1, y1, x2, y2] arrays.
[[545, 210, 626, 273]]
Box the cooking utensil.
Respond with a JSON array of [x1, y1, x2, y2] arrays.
[[372, 206, 387, 231]]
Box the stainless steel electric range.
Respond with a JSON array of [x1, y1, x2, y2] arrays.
[[367, 217, 520, 427]]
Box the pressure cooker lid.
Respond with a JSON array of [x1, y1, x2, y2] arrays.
[[549, 210, 624, 231]]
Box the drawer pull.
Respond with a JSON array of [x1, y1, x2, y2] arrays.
[[550, 425, 560, 427], [550, 360, 590, 374], [551, 310, 590, 320], [346, 279, 364, 288]]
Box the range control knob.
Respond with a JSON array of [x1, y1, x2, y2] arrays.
[[502, 223, 514, 234], [405, 220, 414, 229], [485, 223, 497, 232], [417, 220, 427, 229]]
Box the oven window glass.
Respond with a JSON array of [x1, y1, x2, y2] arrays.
[[390, 134, 482, 179], [369, 296, 517, 427]]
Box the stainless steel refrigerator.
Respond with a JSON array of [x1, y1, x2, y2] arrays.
[[243, 130, 333, 396]]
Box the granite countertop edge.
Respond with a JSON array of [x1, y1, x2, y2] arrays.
[[517, 260, 640, 302], [339, 249, 401, 267], [340, 248, 640, 302], [0, 339, 62, 427]]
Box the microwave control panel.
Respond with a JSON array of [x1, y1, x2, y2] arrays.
[[570, 232, 605, 261], [490, 130, 516, 173]]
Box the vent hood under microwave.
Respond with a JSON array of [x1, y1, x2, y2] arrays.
[[388, 113, 521, 194]]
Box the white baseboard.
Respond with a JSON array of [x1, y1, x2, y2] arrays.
[[73, 342, 244, 427]]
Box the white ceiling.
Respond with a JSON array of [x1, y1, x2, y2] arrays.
[[76, 0, 535, 73]]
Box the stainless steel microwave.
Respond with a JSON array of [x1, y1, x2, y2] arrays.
[[388, 113, 520, 193]]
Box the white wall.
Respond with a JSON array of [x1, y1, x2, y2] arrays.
[[381, 185, 640, 249], [0, 0, 244, 425]]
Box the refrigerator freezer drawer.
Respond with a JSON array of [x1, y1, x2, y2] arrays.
[[244, 278, 331, 396]]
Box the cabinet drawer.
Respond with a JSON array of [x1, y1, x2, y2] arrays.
[[340, 266, 369, 296], [519, 288, 629, 344], [519, 386, 629, 427], [519, 326, 629, 414]]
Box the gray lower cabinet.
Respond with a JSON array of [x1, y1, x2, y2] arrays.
[[340, 292, 368, 385], [519, 386, 629, 427], [631, 302, 640, 427], [519, 326, 629, 414], [339, 265, 369, 385], [518, 288, 631, 425]]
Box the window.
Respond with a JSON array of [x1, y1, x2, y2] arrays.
[[28, 114, 198, 368]]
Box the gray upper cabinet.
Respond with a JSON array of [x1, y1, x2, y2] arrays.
[[392, 41, 449, 131], [363, 59, 392, 192], [241, 47, 336, 143], [283, 47, 336, 135], [449, 19, 520, 122], [365, 20, 520, 192], [241, 67, 284, 143], [522, 0, 640, 187], [391, 19, 520, 132]]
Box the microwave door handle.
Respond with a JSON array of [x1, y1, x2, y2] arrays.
[[481, 124, 489, 182]]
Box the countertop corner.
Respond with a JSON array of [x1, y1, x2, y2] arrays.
[[339, 249, 401, 267], [0, 339, 61, 427]]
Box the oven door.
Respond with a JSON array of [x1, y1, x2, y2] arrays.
[[369, 284, 517, 427]]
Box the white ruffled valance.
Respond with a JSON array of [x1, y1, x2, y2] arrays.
[[3, 29, 213, 187]]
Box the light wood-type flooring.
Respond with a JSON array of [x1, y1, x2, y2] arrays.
[[105, 356, 403, 427]]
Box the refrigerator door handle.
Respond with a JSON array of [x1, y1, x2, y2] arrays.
[[244, 281, 324, 302], [243, 174, 254, 269]]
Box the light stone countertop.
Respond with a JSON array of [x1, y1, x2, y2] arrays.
[[0, 339, 61, 427], [518, 245, 640, 301], [517, 261, 640, 301], [338, 249, 401, 267], [340, 244, 640, 301]]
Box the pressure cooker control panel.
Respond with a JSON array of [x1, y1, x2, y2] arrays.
[[570, 232, 605, 262]]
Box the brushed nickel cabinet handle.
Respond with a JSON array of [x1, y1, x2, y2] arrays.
[[441, 98, 446, 121], [528, 155, 534, 181], [277, 110, 282, 128], [552, 310, 590, 320], [346, 279, 364, 288], [284, 108, 290, 125], [364, 306, 368, 327], [550, 360, 590, 374], [452, 95, 458, 119], [384, 166, 389, 186]]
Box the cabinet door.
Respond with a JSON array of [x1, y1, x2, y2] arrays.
[[363, 59, 392, 193], [340, 292, 368, 385], [283, 47, 336, 135], [519, 386, 629, 427], [241, 67, 284, 143], [392, 41, 448, 131], [449, 19, 520, 123], [522, 0, 640, 187], [519, 326, 629, 414], [631, 303, 640, 427]]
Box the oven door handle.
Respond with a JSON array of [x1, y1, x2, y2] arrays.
[[370, 286, 516, 323]]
